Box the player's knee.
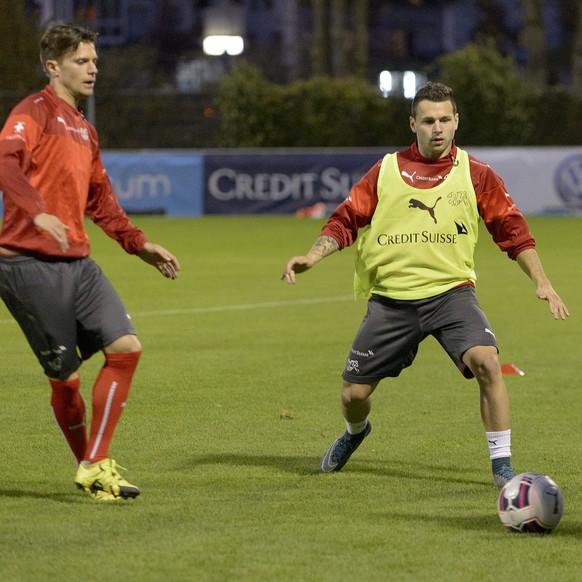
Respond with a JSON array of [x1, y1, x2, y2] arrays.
[[46, 367, 81, 382], [40, 347, 81, 381], [341, 381, 373, 406], [105, 334, 142, 354], [467, 348, 501, 382]]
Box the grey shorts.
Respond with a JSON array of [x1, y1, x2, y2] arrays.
[[0, 255, 136, 380], [342, 285, 497, 384]]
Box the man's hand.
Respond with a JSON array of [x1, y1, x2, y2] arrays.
[[281, 236, 339, 284], [536, 282, 570, 321], [516, 249, 569, 321], [34, 213, 70, 252], [281, 256, 314, 284], [138, 242, 180, 279]]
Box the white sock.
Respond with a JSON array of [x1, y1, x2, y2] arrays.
[[345, 419, 368, 435], [486, 429, 511, 460]]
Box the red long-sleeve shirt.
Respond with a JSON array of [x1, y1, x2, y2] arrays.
[[322, 142, 535, 260], [0, 85, 146, 258]]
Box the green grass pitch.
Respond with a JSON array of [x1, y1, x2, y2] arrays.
[[0, 215, 580, 581]]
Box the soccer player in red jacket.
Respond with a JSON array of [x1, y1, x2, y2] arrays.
[[0, 24, 180, 501], [282, 82, 569, 486]]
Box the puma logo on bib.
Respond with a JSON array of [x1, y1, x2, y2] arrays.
[[409, 196, 442, 223]]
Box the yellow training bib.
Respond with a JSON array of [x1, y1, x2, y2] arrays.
[[354, 148, 479, 300]]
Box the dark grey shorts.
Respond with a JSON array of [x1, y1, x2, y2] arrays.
[[0, 255, 136, 380], [342, 285, 497, 384]]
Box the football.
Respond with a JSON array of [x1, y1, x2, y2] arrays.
[[498, 472, 564, 533]]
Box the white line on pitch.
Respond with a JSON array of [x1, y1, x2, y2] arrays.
[[0, 295, 354, 324], [131, 295, 354, 317]]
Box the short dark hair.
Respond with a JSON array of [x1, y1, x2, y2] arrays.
[[411, 82, 457, 117], [40, 23, 98, 71]]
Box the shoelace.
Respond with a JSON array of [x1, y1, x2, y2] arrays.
[[495, 465, 515, 478], [332, 433, 363, 460], [102, 460, 129, 482]]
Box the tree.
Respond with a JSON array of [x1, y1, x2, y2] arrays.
[[216, 62, 410, 147], [0, 0, 44, 93], [311, 0, 326, 76], [0, 1, 45, 124], [572, 2, 582, 95], [277, 0, 301, 81], [310, 0, 369, 79], [439, 41, 536, 145], [352, 0, 369, 80], [519, 0, 547, 90], [329, 0, 346, 77]]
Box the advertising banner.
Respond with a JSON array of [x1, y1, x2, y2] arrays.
[[203, 150, 388, 215], [102, 151, 204, 216], [2, 147, 581, 218], [204, 147, 582, 216], [467, 147, 582, 216]]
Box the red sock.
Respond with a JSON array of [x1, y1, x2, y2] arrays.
[[85, 351, 141, 463], [49, 377, 87, 463]]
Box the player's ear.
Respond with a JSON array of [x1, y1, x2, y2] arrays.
[[409, 116, 416, 133], [45, 59, 59, 77]]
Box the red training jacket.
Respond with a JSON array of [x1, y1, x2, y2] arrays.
[[0, 85, 146, 258], [322, 141, 535, 260]]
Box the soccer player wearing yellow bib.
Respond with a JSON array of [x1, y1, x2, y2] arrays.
[[282, 82, 569, 487]]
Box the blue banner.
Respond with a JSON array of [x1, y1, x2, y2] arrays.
[[3, 147, 581, 218], [102, 151, 204, 216], [203, 150, 387, 215]]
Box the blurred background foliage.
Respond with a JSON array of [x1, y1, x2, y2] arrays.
[[216, 63, 410, 148], [217, 43, 581, 147], [0, 0, 580, 149]]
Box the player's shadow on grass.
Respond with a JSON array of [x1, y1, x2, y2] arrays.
[[0, 487, 134, 505], [0, 488, 77, 502], [189, 453, 321, 475], [375, 510, 581, 538], [355, 460, 486, 487], [188, 452, 491, 486], [187, 454, 581, 538], [188, 453, 484, 487], [376, 510, 500, 533]]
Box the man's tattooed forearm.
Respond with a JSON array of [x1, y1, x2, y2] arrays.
[[308, 236, 339, 258]]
